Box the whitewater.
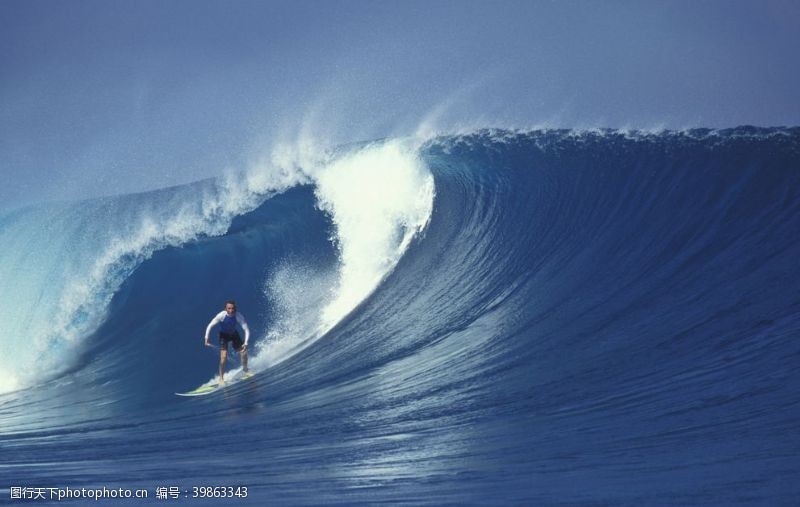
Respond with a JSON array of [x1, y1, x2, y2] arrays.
[[1, 127, 798, 505]]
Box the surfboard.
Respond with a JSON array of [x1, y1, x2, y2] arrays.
[[175, 371, 254, 397], [175, 383, 221, 397]]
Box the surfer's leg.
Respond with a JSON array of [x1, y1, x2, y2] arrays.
[[232, 332, 248, 373], [219, 348, 227, 382]]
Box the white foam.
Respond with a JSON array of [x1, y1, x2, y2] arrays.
[[250, 139, 435, 370], [253, 261, 338, 367], [313, 141, 434, 329]]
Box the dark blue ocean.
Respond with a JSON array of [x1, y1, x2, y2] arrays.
[[1, 128, 799, 505]]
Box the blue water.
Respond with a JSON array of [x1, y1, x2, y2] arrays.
[[1, 128, 799, 505]]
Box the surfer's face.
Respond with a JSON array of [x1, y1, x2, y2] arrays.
[[225, 304, 235, 315]]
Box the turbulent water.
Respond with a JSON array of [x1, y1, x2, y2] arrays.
[[1, 128, 798, 505]]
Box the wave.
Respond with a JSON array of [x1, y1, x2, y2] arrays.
[[1, 127, 798, 504]]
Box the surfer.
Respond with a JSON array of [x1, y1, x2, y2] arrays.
[[204, 300, 250, 384]]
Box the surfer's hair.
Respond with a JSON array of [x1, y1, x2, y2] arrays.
[[225, 299, 237, 310]]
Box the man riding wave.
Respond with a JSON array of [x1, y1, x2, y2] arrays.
[[204, 300, 250, 384]]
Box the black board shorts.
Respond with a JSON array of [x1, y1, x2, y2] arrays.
[[219, 331, 244, 351]]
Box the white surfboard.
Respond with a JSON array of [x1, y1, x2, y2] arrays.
[[175, 371, 254, 397]]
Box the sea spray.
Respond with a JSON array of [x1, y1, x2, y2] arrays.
[[251, 139, 435, 369]]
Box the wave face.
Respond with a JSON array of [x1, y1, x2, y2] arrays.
[[1, 128, 799, 505]]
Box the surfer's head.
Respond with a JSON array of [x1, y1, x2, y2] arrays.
[[225, 300, 237, 315]]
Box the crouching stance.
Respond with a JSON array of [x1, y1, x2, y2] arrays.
[[204, 300, 250, 383]]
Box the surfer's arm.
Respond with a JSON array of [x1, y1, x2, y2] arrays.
[[204, 312, 223, 342], [238, 313, 251, 346]]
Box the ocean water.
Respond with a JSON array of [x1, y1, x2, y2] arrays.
[[1, 128, 799, 505]]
